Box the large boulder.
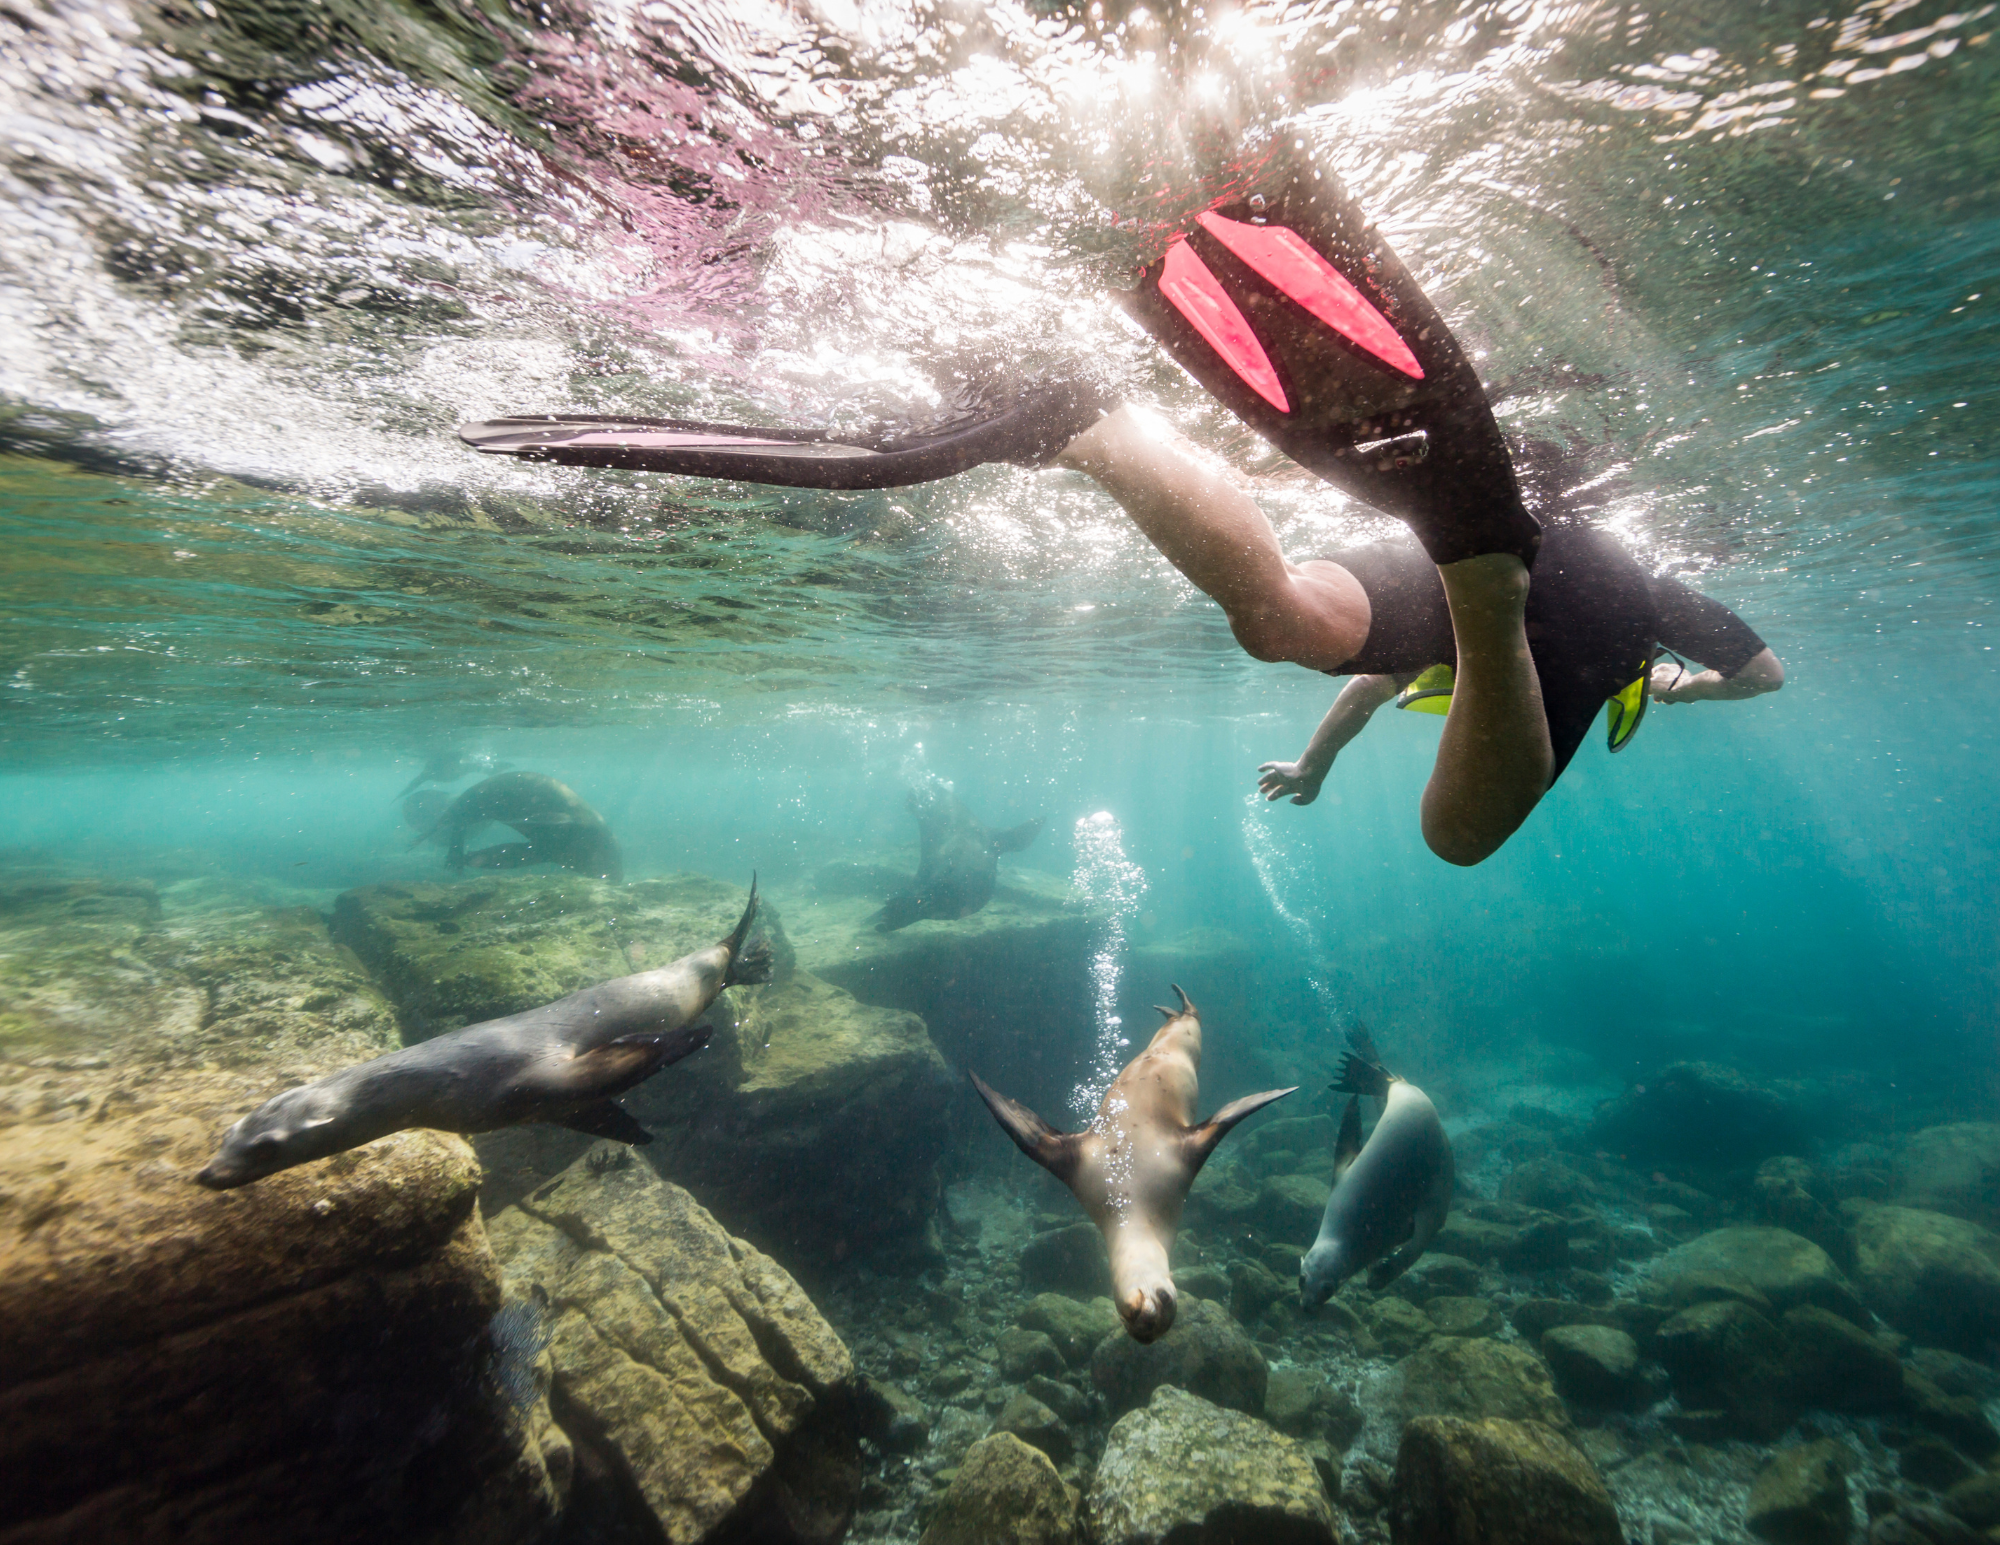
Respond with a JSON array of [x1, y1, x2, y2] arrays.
[[487, 1150, 859, 1545], [1364, 1338, 1570, 1451], [1020, 1223, 1112, 1296], [1541, 1326, 1653, 1411], [1388, 1417, 1622, 1545], [1744, 1438, 1854, 1545], [1091, 1298, 1268, 1417], [1587, 1062, 1803, 1167], [333, 874, 954, 1262], [1017, 1293, 1120, 1367], [1644, 1227, 1865, 1321], [1254, 1173, 1332, 1241], [1894, 1124, 2000, 1226], [1849, 1204, 2000, 1353], [1781, 1306, 1905, 1412], [1653, 1300, 1797, 1438], [920, 1433, 1077, 1545], [1085, 1385, 1341, 1545], [0, 879, 560, 1543]]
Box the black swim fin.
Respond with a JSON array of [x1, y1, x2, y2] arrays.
[[1120, 173, 1541, 567], [458, 380, 1113, 489]]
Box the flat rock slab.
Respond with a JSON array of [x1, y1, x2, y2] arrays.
[[489, 1152, 858, 1545], [1086, 1385, 1341, 1545]]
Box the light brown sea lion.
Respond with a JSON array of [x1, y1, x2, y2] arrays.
[[970, 985, 1295, 1342], [196, 883, 768, 1188]]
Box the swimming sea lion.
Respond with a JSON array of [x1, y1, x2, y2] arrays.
[[197, 883, 770, 1188], [420, 771, 624, 884], [970, 985, 1295, 1342], [394, 747, 510, 799], [1299, 1026, 1454, 1308], [401, 788, 453, 841], [876, 778, 1043, 932]]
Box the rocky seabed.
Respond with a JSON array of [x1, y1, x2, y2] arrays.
[[2, 866, 1999, 1545]]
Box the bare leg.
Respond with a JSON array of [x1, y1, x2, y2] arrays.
[[1054, 406, 1368, 671], [1422, 555, 1552, 865], [1055, 406, 1554, 866]]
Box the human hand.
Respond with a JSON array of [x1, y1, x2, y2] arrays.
[[1257, 761, 1324, 806], [1648, 660, 1690, 703]]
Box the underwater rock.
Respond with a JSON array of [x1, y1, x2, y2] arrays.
[[487, 1151, 859, 1545], [1367, 1296, 1440, 1357], [1510, 1300, 1621, 1342], [1898, 1367, 2000, 1459], [918, 1432, 1077, 1545], [1587, 1062, 1803, 1167], [334, 874, 952, 1263], [990, 1390, 1074, 1464], [0, 887, 560, 1544], [1868, 1502, 1985, 1545], [1906, 1346, 2000, 1400], [1016, 1293, 1120, 1367], [1371, 1338, 1571, 1438], [1540, 1325, 1654, 1411], [1943, 1470, 2000, 1529], [1645, 1226, 1866, 1322], [1499, 1157, 1602, 1212], [1425, 1297, 1504, 1339], [1255, 1172, 1333, 1242], [1849, 1203, 2000, 1354], [1266, 1367, 1334, 1436], [1185, 1170, 1261, 1229], [859, 1377, 932, 1454], [1653, 1299, 1798, 1439], [777, 861, 1099, 1107], [1387, 1417, 1622, 1545], [1019, 1223, 1114, 1296], [996, 1327, 1067, 1382], [1090, 1297, 1268, 1417], [1386, 1253, 1482, 1304], [1898, 1436, 1976, 1490], [1893, 1124, 2000, 1227], [1232, 1259, 1291, 1324], [1085, 1385, 1341, 1545], [1024, 1374, 1095, 1426], [1744, 1438, 1855, 1545], [1781, 1304, 1906, 1412]]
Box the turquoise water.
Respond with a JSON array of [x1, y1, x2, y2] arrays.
[[4, 0, 1999, 1539]]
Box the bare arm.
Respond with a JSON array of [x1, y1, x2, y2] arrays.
[[1650, 646, 1785, 704], [1257, 674, 1408, 805]]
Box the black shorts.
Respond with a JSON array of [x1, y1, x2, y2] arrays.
[[1324, 525, 1767, 779]]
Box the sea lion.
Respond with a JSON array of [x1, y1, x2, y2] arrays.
[[420, 771, 624, 884], [401, 788, 452, 841], [197, 883, 770, 1188], [876, 778, 1043, 932], [394, 747, 510, 799], [970, 986, 1295, 1342], [1299, 1026, 1454, 1308]]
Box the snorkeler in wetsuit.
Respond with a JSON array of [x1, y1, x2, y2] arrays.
[[463, 170, 1782, 865]]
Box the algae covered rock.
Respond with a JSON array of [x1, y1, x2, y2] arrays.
[[1782, 1305, 1905, 1412], [1587, 1062, 1802, 1166], [1850, 1203, 2000, 1352], [1091, 1296, 1268, 1416], [1745, 1438, 1854, 1545], [990, 1390, 1075, 1464], [920, 1432, 1077, 1545], [1654, 1299, 1797, 1438], [997, 1326, 1067, 1382], [1646, 1226, 1865, 1321], [1893, 1124, 2000, 1227], [1387, 1416, 1622, 1545], [1254, 1172, 1332, 1240], [1020, 1222, 1113, 1295], [1426, 1297, 1504, 1339], [0, 884, 559, 1543], [487, 1150, 858, 1545], [1017, 1292, 1120, 1366], [1085, 1385, 1341, 1545], [1541, 1325, 1653, 1411]]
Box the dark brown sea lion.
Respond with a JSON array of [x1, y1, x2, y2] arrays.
[[420, 771, 623, 884], [970, 986, 1295, 1342], [196, 884, 768, 1188], [876, 779, 1043, 932]]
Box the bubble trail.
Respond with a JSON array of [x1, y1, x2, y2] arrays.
[[1068, 810, 1147, 1119]]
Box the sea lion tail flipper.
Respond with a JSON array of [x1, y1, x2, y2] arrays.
[[553, 1099, 653, 1145], [1332, 1025, 1391, 1098], [720, 877, 773, 986], [1183, 1086, 1298, 1173], [990, 817, 1045, 855], [1332, 1095, 1364, 1182], [967, 1071, 1082, 1184], [1153, 984, 1196, 1020]]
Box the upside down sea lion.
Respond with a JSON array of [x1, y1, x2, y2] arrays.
[[196, 883, 770, 1188], [419, 771, 624, 884], [970, 986, 1295, 1342], [1299, 1025, 1454, 1308], [394, 747, 510, 799], [876, 778, 1044, 932]]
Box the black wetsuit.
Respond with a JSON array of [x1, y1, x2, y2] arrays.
[[1328, 524, 1768, 779]]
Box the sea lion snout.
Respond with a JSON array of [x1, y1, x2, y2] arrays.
[[1119, 1284, 1177, 1343]]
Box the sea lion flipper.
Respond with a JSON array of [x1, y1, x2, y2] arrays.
[[1183, 1086, 1298, 1173], [1332, 1094, 1364, 1183], [967, 1071, 1081, 1184], [989, 817, 1044, 855], [552, 1099, 653, 1145]]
